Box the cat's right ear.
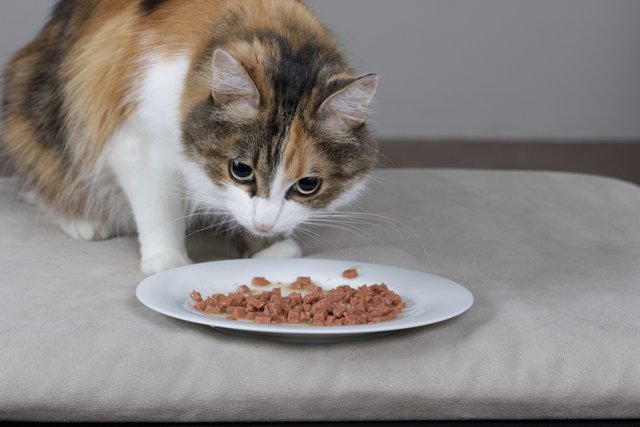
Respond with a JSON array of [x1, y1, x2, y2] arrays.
[[211, 49, 260, 117]]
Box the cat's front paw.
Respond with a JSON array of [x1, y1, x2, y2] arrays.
[[60, 219, 111, 241], [251, 238, 301, 259], [140, 251, 192, 274]]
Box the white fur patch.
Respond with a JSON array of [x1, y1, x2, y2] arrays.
[[220, 177, 311, 237], [327, 177, 370, 211], [59, 218, 110, 241], [252, 238, 302, 258], [107, 54, 194, 273]]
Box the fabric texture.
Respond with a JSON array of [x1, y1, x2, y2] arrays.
[[1, 169, 639, 422]]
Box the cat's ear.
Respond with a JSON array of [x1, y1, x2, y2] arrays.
[[318, 73, 378, 131], [211, 49, 260, 116]]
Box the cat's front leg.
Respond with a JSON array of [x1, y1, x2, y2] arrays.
[[108, 128, 191, 274]]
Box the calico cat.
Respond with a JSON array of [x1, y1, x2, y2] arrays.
[[1, 0, 378, 274]]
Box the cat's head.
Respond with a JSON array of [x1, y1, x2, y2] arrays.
[[182, 48, 378, 237]]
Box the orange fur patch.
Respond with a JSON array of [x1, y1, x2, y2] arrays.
[[2, 117, 86, 217], [281, 119, 328, 181], [60, 2, 141, 169]]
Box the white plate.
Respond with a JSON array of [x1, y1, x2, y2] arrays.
[[136, 258, 473, 343]]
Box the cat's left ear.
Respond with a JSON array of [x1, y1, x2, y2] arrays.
[[211, 49, 260, 117], [318, 73, 378, 131]]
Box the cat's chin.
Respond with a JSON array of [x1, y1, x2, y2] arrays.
[[251, 230, 275, 238], [236, 220, 296, 239], [247, 228, 292, 239]]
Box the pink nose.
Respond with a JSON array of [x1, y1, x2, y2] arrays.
[[255, 223, 274, 232]]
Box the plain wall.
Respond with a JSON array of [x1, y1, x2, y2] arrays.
[[1, 0, 639, 140]]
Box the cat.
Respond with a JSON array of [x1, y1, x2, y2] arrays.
[[1, 0, 378, 274]]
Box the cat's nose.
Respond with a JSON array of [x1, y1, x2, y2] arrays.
[[253, 197, 278, 232], [254, 222, 274, 232]]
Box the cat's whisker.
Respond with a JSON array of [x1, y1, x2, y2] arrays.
[[216, 223, 243, 238], [302, 220, 378, 248], [306, 210, 435, 274], [309, 212, 402, 235], [303, 222, 375, 242], [295, 226, 341, 251], [184, 224, 216, 239], [166, 189, 225, 206], [315, 212, 406, 229], [359, 174, 406, 195], [305, 218, 382, 228], [309, 215, 396, 232], [137, 182, 225, 208], [157, 208, 230, 230], [184, 216, 240, 239]]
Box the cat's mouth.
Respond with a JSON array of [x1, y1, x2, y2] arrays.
[[250, 228, 276, 237], [253, 222, 275, 234], [245, 219, 296, 238], [248, 225, 287, 238]]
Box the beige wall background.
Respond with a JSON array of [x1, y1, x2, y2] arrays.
[[1, 0, 639, 140]]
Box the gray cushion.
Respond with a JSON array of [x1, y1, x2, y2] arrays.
[[1, 169, 639, 421]]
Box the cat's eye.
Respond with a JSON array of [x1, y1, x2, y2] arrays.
[[229, 160, 254, 182], [294, 177, 322, 196]]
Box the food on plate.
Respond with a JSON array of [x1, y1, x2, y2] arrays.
[[342, 268, 358, 279], [191, 281, 405, 326], [250, 276, 271, 286], [290, 275, 312, 289]]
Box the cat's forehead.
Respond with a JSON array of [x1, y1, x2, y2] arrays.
[[251, 117, 326, 197], [279, 119, 327, 180]]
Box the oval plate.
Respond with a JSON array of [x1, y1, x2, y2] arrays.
[[136, 258, 473, 343]]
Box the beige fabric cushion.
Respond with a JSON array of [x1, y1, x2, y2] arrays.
[[1, 169, 639, 421]]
